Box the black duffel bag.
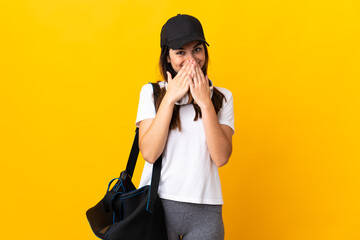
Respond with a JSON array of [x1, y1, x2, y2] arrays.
[[86, 83, 167, 240]]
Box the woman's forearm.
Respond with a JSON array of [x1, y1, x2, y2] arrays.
[[200, 101, 232, 167], [139, 94, 175, 164]]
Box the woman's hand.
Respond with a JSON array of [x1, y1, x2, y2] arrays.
[[165, 60, 193, 104], [189, 60, 212, 109]]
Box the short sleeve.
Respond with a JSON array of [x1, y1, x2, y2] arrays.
[[217, 88, 235, 134], [135, 84, 156, 127]]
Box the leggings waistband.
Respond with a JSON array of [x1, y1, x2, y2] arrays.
[[160, 198, 222, 213]]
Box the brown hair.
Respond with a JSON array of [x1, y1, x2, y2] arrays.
[[155, 42, 226, 131]]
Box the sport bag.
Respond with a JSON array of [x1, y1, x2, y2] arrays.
[[86, 83, 167, 240]]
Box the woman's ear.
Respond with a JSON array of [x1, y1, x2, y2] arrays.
[[167, 56, 171, 63]]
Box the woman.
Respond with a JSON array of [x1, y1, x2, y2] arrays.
[[135, 14, 234, 240]]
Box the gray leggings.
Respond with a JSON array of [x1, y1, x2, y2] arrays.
[[160, 198, 225, 240]]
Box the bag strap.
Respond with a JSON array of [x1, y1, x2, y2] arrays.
[[124, 127, 139, 179], [146, 82, 162, 212], [122, 82, 162, 213], [124, 82, 161, 178]]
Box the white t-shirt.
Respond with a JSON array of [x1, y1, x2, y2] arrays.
[[135, 81, 235, 205]]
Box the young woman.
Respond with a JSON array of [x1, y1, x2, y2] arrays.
[[135, 14, 235, 240]]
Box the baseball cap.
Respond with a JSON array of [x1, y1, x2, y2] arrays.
[[160, 14, 210, 49]]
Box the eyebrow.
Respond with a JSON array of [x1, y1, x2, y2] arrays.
[[177, 42, 203, 50]]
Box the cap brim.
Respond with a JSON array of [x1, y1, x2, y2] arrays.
[[167, 36, 209, 49]]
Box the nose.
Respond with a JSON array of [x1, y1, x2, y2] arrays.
[[187, 55, 195, 62]]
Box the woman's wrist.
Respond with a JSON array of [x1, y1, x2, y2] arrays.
[[162, 93, 177, 107], [197, 98, 213, 111]]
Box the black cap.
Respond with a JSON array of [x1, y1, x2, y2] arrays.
[[160, 14, 210, 49]]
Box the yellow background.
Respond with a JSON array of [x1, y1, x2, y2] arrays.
[[1, 0, 359, 239]]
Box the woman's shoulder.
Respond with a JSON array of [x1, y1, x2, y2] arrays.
[[213, 85, 233, 99]]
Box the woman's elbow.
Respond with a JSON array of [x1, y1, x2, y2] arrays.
[[144, 157, 156, 164], [214, 149, 232, 167], [139, 149, 157, 164], [215, 158, 229, 168], [139, 140, 154, 164], [139, 147, 159, 165]]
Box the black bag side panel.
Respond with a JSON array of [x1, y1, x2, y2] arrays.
[[105, 194, 167, 240], [86, 199, 113, 239]]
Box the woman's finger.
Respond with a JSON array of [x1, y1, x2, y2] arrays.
[[175, 61, 187, 78], [196, 64, 205, 83], [180, 62, 192, 83], [177, 60, 191, 79], [184, 72, 192, 84], [193, 63, 201, 86], [166, 71, 172, 82], [189, 74, 195, 90], [189, 62, 195, 82]]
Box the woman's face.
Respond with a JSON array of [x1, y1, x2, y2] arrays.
[[167, 40, 206, 73]]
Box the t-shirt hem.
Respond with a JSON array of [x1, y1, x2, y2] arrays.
[[159, 193, 224, 205], [135, 116, 155, 127], [219, 121, 235, 134]]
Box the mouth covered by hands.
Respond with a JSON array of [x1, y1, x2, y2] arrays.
[[166, 60, 193, 104], [166, 59, 211, 107]]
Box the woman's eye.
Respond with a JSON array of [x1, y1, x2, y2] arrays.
[[176, 51, 185, 55], [194, 47, 202, 52]]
